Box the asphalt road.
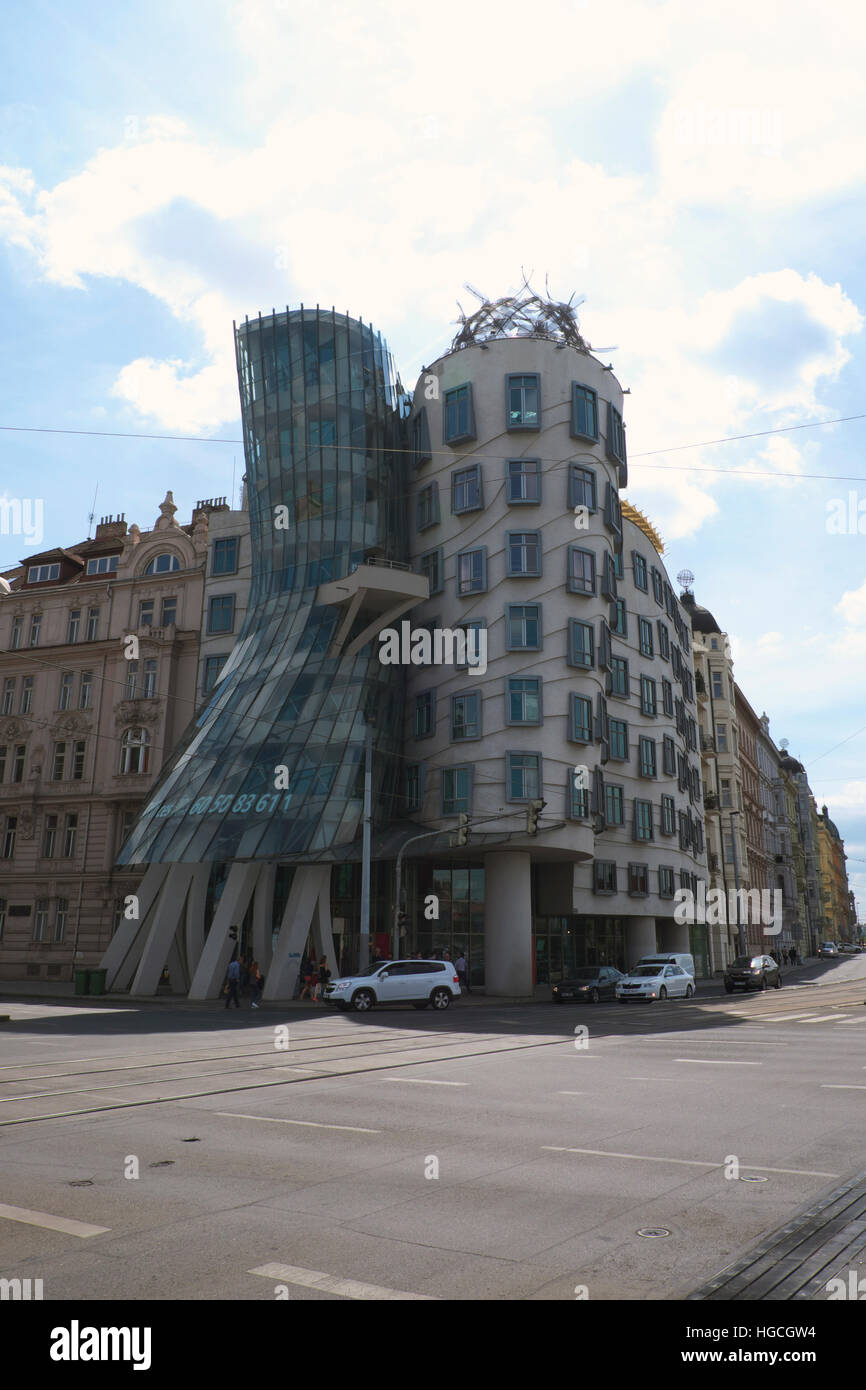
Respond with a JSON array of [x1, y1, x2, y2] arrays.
[[1, 955, 865, 1301]]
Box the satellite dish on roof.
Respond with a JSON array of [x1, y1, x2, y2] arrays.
[[0, 577, 12, 595]]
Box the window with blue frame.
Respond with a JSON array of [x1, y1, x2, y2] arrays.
[[609, 718, 629, 760], [442, 765, 472, 815], [412, 409, 432, 466], [506, 373, 540, 429], [419, 547, 443, 594], [662, 736, 676, 776], [416, 482, 440, 531], [444, 384, 475, 444], [508, 677, 542, 725], [568, 546, 596, 595], [506, 751, 541, 800], [414, 690, 436, 738], [639, 737, 657, 778], [605, 783, 624, 825], [640, 675, 657, 716], [639, 617, 654, 658], [657, 621, 670, 660], [661, 795, 676, 835], [568, 619, 594, 668], [662, 678, 673, 716], [604, 483, 622, 537], [406, 764, 424, 811], [609, 656, 629, 698], [506, 604, 541, 650], [456, 547, 487, 595], [570, 692, 593, 742], [507, 530, 541, 576], [506, 458, 541, 503], [633, 552, 648, 591], [601, 551, 618, 600], [633, 799, 653, 840], [569, 775, 590, 819], [211, 537, 238, 575], [451, 464, 482, 513], [606, 402, 627, 465], [651, 568, 664, 605], [207, 594, 235, 634], [451, 691, 481, 741], [612, 597, 627, 637], [571, 383, 599, 440], [659, 865, 675, 898], [569, 464, 596, 511], [202, 654, 227, 694]]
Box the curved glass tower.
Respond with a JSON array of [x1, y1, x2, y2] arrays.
[[117, 308, 409, 865]]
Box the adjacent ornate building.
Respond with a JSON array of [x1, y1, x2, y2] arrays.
[[0, 495, 208, 980]]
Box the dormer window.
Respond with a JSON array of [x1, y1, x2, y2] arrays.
[[86, 556, 119, 575], [27, 563, 60, 583]]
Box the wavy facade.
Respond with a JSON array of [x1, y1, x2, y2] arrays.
[[117, 309, 409, 866]]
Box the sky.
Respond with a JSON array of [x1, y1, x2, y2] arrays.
[[0, 0, 864, 917]]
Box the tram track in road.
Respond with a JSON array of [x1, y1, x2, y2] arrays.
[[0, 1026, 583, 1129]]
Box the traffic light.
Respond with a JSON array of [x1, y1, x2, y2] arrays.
[[456, 813, 471, 847], [526, 799, 546, 835], [397, 910, 409, 932]]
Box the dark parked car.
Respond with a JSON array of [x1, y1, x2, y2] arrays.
[[552, 966, 624, 1004], [724, 954, 782, 993]]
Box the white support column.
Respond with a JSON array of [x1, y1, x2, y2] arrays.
[[184, 864, 212, 975], [484, 852, 533, 996], [99, 863, 170, 990], [188, 861, 262, 1000], [130, 864, 196, 996], [310, 867, 337, 982], [164, 937, 188, 993], [264, 865, 332, 1000], [252, 861, 277, 972]]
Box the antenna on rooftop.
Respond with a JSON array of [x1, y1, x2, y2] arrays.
[[87, 482, 99, 539]]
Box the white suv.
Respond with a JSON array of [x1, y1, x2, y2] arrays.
[[323, 960, 462, 1012]]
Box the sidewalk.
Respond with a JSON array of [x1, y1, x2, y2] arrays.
[[690, 1166, 866, 1300]]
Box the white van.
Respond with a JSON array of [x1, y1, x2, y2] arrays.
[[635, 953, 696, 979]]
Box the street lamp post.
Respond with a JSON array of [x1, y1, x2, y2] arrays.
[[359, 717, 374, 973]]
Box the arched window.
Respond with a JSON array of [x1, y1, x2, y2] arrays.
[[120, 728, 150, 775], [144, 553, 180, 576]]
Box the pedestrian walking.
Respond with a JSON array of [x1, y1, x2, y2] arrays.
[[224, 956, 241, 1010], [316, 956, 331, 1002], [790, 946, 797, 967], [299, 952, 317, 1002], [250, 960, 264, 1008], [455, 951, 469, 993]]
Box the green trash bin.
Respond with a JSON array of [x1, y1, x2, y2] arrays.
[[74, 969, 91, 996], [88, 968, 107, 997]]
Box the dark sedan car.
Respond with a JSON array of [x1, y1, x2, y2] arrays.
[[724, 954, 782, 993], [552, 966, 624, 1004]]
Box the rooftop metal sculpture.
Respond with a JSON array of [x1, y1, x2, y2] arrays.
[[450, 276, 591, 353]]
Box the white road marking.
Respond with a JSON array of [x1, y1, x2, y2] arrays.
[[540, 1148, 838, 1177], [798, 1014, 844, 1024], [756, 1014, 816, 1021], [557, 1090, 592, 1095], [674, 1059, 762, 1066], [839, 1016, 866, 1023], [380, 1077, 466, 1086], [216, 1112, 380, 1132], [0, 1202, 110, 1238], [249, 1262, 437, 1300], [821, 1084, 866, 1091]]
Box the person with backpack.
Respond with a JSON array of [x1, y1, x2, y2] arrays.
[[316, 956, 331, 1002]]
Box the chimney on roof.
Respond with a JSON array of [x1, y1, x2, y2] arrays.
[[193, 496, 231, 514], [95, 514, 128, 539]]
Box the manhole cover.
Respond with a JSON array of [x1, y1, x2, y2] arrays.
[[68, 1179, 93, 1187], [148, 1160, 175, 1168], [637, 1227, 671, 1238], [740, 1174, 768, 1183]]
